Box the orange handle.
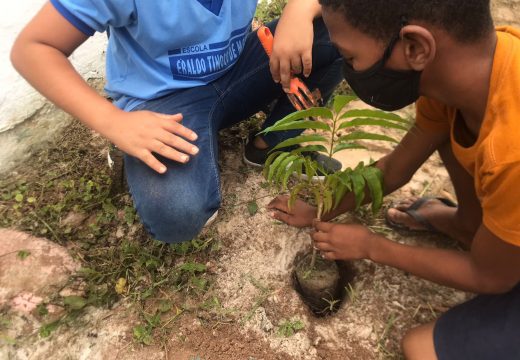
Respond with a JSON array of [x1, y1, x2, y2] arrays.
[[257, 26, 273, 57]]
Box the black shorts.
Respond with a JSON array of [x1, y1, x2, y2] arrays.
[[434, 283, 520, 360]]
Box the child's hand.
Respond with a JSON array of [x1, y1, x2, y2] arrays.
[[270, 1, 318, 92], [267, 195, 317, 228], [311, 221, 377, 261], [106, 110, 199, 174]]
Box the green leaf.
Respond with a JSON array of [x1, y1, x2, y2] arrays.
[[247, 200, 258, 216], [334, 182, 349, 209], [338, 131, 397, 143], [290, 145, 328, 155], [350, 170, 366, 209], [261, 107, 334, 133], [333, 95, 358, 115], [333, 142, 367, 154], [39, 321, 61, 338], [338, 118, 409, 131], [17, 250, 31, 260], [63, 296, 87, 310], [336, 171, 353, 191], [289, 183, 306, 210], [268, 152, 291, 183], [282, 158, 304, 189], [179, 262, 206, 274], [323, 188, 333, 214], [340, 109, 408, 123], [158, 300, 173, 313], [15, 193, 23, 202], [37, 303, 49, 317], [303, 157, 318, 180], [274, 155, 299, 183], [141, 288, 154, 300], [263, 151, 282, 178], [263, 120, 331, 133], [133, 325, 153, 345], [277, 319, 305, 337], [272, 134, 328, 151], [362, 166, 384, 213]]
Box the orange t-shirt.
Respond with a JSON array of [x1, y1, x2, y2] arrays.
[[415, 27, 520, 247]]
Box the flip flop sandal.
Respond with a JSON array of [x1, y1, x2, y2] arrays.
[[385, 197, 457, 234]]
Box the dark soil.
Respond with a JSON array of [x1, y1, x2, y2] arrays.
[[293, 253, 355, 316]]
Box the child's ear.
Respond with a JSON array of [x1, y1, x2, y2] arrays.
[[400, 25, 436, 71]]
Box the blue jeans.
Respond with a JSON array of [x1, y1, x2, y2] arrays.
[[125, 19, 343, 243]]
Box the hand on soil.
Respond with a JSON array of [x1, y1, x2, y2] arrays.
[[267, 196, 317, 228], [311, 221, 375, 261]]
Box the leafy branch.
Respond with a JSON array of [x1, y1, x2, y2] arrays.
[[261, 95, 408, 268]]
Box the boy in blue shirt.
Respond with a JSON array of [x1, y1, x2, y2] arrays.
[[11, 0, 342, 243]]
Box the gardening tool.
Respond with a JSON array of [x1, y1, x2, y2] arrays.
[[257, 26, 317, 111]]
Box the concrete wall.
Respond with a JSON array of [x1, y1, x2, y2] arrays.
[[0, 0, 107, 172]]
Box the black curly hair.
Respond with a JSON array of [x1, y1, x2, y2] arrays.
[[319, 0, 494, 43]]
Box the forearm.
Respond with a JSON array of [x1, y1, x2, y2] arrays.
[[11, 40, 122, 138], [282, 0, 322, 21], [368, 234, 500, 294]]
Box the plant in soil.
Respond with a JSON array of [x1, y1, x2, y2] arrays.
[[262, 95, 408, 314]]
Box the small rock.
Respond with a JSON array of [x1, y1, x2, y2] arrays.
[[253, 307, 274, 333], [115, 227, 125, 239], [0, 229, 80, 309], [61, 211, 88, 228], [357, 326, 373, 340]]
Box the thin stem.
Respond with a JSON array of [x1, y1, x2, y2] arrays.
[[328, 111, 339, 159], [310, 201, 323, 269]]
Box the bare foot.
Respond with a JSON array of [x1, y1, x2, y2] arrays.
[[386, 197, 471, 244], [386, 197, 455, 231]]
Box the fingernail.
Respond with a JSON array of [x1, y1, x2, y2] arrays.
[[191, 133, 198, 141], [159, 166, 167, 173], [182, 155, 189, 162], [192, 146, 199, 155]]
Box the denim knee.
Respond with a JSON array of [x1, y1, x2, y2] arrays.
[[136, 191, 217, 244]]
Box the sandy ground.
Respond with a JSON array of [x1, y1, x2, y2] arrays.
[[1, 2, 519, 359]]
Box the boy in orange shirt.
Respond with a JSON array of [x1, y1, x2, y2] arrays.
[[268, 0, 520, 358]]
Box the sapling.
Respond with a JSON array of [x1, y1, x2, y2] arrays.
[[261, 94, 408, 269]]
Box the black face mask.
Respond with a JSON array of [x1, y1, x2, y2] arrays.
[[342, 31, 422, 111]]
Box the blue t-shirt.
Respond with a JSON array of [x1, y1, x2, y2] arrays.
[[50, 0, 258, 110]]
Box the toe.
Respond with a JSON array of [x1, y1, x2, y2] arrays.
[[394, 197, 418, 211], [387, 207, 427, 231]]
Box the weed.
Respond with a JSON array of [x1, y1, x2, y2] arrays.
[[255, 0, 287, 24], [242, 275, 273, 324], [345, 283, 359, 305], [17, 250, 31, 260], [277, 319, 305, 337], [0, 121, 219, 346], [133, 323, 154, 345], [247, 200, 259, 216], [376, 313, 399, 359], [321, 297, 342, 314], [36, 304, 49, 317]]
